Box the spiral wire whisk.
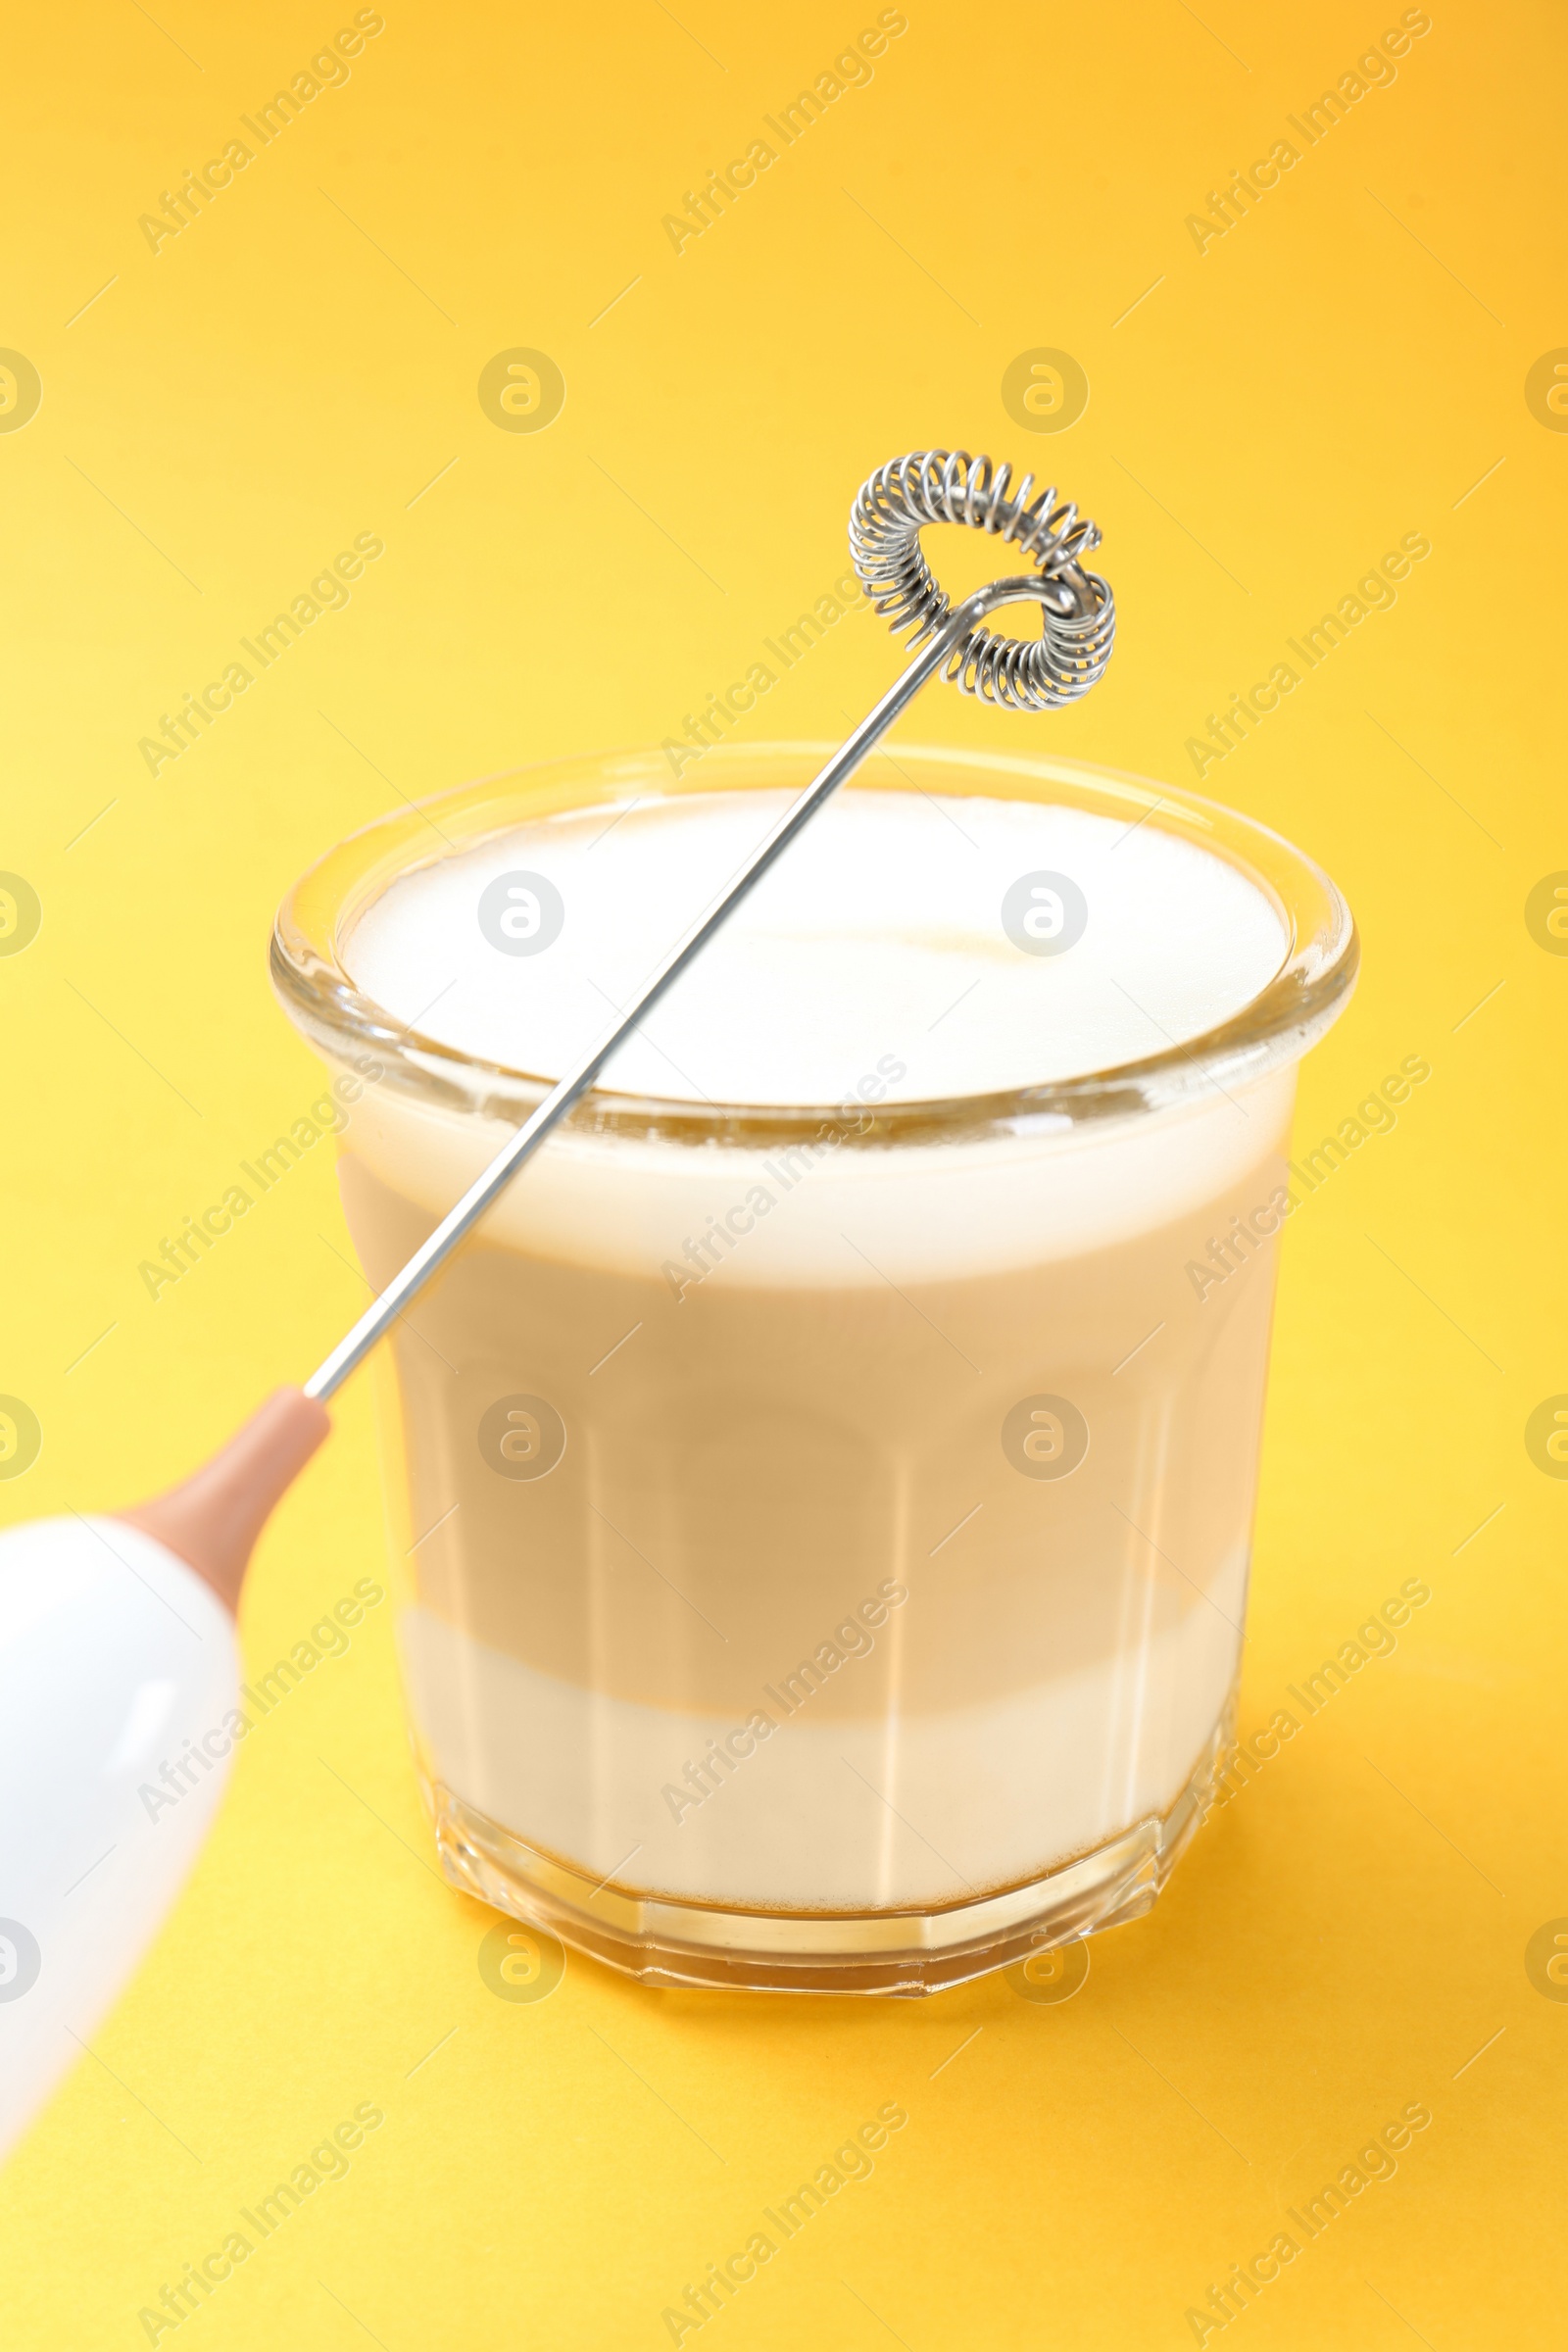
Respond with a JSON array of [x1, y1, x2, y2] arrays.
[[851, 448, 1115, 710]]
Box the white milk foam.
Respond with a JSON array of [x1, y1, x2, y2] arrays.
[[346, 788, 1287, 1105], [341, 786, 1293, 1284]]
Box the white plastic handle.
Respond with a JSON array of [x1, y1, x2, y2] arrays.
[[0, 1516, 240, 2162]]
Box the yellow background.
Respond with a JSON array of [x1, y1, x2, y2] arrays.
[[2, 0, 1564, 2343]]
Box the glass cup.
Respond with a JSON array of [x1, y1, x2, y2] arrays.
[[273, 742, 1354, 1994]]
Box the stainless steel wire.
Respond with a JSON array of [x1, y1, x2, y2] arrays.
[[850, 448, 1115, 709], [305, 451, 1116, 1399]]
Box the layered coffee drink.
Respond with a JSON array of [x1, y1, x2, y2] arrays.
[[275, 745, 1353, 1988]]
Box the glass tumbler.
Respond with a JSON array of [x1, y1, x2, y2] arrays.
[[272, 742, 1354, 1993]]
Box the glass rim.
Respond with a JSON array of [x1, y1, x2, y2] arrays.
[[270, 739, 1357, 1149]]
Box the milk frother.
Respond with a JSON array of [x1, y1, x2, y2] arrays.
[[0, 451, 1114, 2151]]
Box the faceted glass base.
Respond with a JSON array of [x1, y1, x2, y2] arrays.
[[421, 1703, 1233, 1997]]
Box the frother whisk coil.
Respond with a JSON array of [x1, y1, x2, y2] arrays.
[[850, 449, 1115, 710]]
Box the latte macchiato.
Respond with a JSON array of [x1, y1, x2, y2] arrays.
[[327, 778, 1298, 1923]]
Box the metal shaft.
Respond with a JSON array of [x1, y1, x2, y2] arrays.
[[303, 574, 1069, 1401]]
